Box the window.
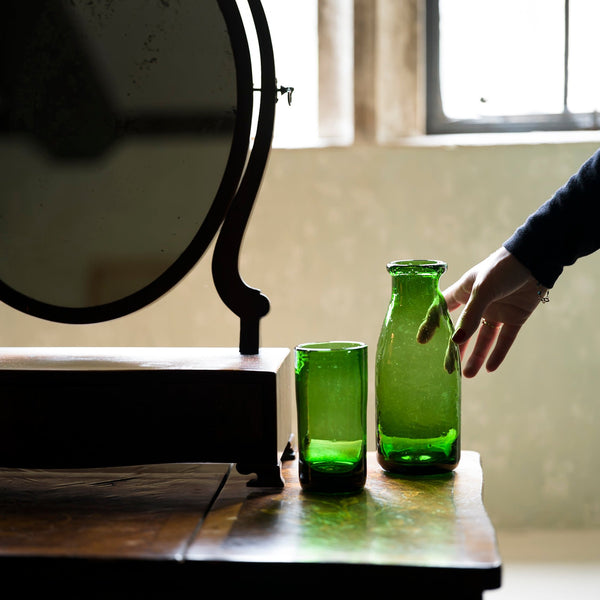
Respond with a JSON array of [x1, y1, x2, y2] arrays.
[[426, 0, 600, 134], [241, 0, 421, 147]]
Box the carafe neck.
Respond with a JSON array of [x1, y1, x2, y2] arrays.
[[386, 260, 446, 311]]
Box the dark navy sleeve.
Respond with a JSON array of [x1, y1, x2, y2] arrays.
[[503, 148, 600, 288]]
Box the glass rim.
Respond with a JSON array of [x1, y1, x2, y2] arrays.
[[386, 259, 447, 274], [387, 259, 446, 268], [295, 340, 367, 352]]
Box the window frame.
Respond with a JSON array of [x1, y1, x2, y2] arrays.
[[425, 0, 600, 135]]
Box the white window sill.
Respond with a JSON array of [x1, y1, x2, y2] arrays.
[[391, 130, 600, 148], [272, 130, 600, 151]]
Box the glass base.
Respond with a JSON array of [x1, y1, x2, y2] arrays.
[[299, 455, 366, 494], [377, 452, 458, 475], [377, 432, 460, 475]]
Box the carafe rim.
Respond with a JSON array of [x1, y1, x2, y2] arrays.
[[386, 259, 447, 275]]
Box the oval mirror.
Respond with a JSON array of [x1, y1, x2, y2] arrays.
[[0, 0, 253, 323]]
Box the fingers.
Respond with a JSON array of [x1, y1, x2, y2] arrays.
[[444, 339, 460, 374], [416, 301, 441, 344], [452, 291, 493, 345], [443, 273, 494, 345], [462, 318, 501, 377], [442, 278, 471, 312], [461, 320, 521, 377], [485, 323, 521, 372]]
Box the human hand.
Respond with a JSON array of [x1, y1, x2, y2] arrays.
[[442, 247, 547, 377]]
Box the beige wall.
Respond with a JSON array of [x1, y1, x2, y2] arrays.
[[2, 139, 600, 530]]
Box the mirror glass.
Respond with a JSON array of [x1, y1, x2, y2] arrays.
[[0, 0, 251, 322]]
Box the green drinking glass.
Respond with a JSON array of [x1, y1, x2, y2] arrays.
[[295, 341, 368, 493], [375, 260, 461, 475]]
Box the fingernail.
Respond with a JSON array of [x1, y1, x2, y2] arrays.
[[452, 329, 466, 344]]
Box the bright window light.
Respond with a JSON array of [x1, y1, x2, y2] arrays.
[[263, 0, 318, 147], [567, 0, 600, 113], [439, 0, 565, 119], [239, 0, 319, 148]]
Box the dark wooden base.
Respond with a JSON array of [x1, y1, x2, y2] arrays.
[[0, 347, 293, 486]]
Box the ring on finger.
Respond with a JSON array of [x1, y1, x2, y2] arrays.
[[481, 318, 500, 330]]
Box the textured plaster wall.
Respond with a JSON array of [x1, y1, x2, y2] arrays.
[[1, 140, 599, 530]]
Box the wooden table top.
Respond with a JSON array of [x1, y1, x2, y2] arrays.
[[0, 451, 501, 597]]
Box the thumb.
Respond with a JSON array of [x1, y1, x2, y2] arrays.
[[443, 279, 468, 312]]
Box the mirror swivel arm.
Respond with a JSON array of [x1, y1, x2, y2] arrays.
[[254, 84, 294, 106]]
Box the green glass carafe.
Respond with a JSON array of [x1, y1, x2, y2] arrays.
[[375, 260, 461, 474]]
